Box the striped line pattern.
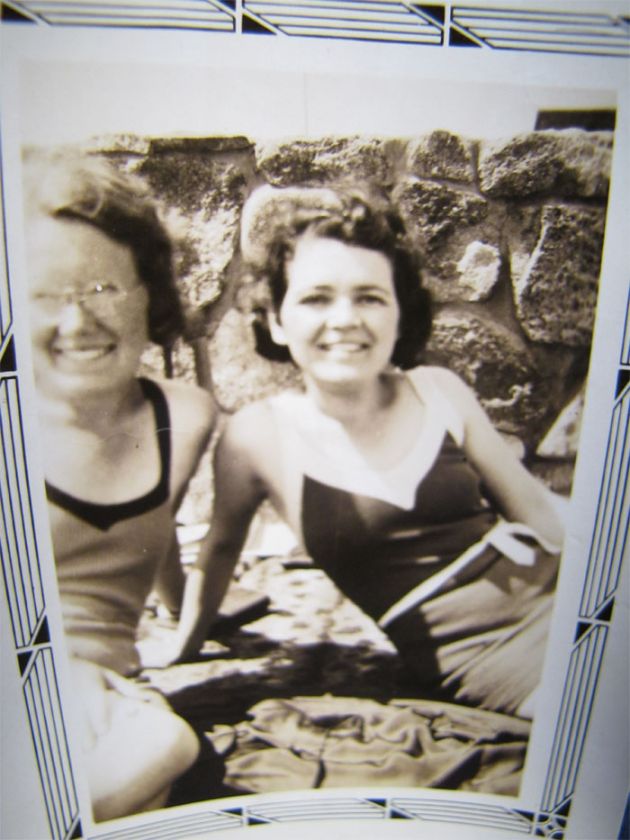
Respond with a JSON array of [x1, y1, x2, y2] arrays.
[[389, 797, 533, 833], [451, 5, 630, 56], [93, 809, 243, 839], [541, 623, 608, 812], [4, 1, 630, 58], [242, 1, 443, 44], [245, 797, 387, 822], [22, 647, 79, 840], [0, 376, 45, 649], [580, 317, 630, 618], [539, 297, 630, 822], [4, 0, 235, 30]]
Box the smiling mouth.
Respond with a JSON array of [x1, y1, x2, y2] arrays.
[[53, 344, 115, 362], [318, 341, 369, 353]]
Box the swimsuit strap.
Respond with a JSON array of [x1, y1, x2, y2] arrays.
[[45, 377, 172, 531], [139, 377, 171, 492], [269, 368, 463, 511], [404, 367, 464, 447]]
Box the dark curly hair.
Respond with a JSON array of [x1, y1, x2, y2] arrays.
[[249, 189, 432, 370], [22, 147, 184, 347]]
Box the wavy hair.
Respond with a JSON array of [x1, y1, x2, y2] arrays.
[[250, 188, 432, 369], [22, 148, 184, 347]]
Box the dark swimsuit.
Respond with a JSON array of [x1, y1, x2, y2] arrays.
[[46, 378, 175, 676], [272, 369, 558, 715], [46, 378, 171, 530]]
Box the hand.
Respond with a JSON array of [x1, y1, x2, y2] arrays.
[[137, 636, 183, 670], [70, 658, 111, 749]]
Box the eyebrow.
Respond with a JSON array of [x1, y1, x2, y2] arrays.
[[298, 282, 393, 293], [354, 283, 393, 293]]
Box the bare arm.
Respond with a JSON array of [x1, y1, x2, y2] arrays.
[[152, 533, 186, 615], [434, 368, 565, 549], [162, 379, 218, 510], [149, 380, 217, 616], [165, 411, 268, 662]]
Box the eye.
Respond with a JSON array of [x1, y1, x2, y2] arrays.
[[356, 292, 388, 305], [93, 283, 121, 295], [298, 292, 331, 306]]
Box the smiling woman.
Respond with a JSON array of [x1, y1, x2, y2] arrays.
[[22, 149, 218, 821], [27, 217, 149, 403], [269, 234, 400, 392], [164, 185, 565, 724]]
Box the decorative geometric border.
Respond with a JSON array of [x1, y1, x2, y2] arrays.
[[84, 797, 538, 840], [0, 9, 628, 838], [1, 0, 236, 31], [449, 6, 630, 55], [22, 647, 80, 840], [1, 376, 45, 651], [534, 310, 630, 825], [1, 2, 630, 57]]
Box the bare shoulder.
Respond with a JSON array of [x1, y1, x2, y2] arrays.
[[213, 399, 280, 504], [222, 398, 277, 457], [410, 365, 477, 407], [156, 378, 217, 440], [149, 379, 217, 497]]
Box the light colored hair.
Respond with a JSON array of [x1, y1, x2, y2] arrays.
[[23, 148, 184, 347]]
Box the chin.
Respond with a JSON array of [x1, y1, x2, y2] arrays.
[[312, 364, 380, 387], [43, 365, 135, 400]]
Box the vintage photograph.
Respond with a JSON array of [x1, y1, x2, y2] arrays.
[[1, 17, 628, 840], [17, 102, 614, 811]]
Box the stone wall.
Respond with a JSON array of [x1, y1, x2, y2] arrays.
[[85, 128, 611, 513]]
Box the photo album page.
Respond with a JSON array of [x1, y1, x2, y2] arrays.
[[1, 3, 628, 839]]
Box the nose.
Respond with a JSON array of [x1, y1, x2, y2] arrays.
[[326, 296, 361, 328], [56, 300, 96, 334]]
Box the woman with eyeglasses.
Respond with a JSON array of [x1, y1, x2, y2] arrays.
[[23, 150, 217, 821]]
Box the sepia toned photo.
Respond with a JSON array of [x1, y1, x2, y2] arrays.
[[17, 110, 614, 810], [1, 15, 628, 840]]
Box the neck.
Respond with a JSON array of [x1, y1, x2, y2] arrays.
[[37, 378, 145, 433], [304, 374, 395, 430]]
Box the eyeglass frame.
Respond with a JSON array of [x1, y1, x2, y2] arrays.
[[29, 282, 145, 316]]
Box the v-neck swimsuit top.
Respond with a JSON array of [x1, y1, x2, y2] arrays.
[[46, 377, 174, 676], [269, 367, 496, 622]]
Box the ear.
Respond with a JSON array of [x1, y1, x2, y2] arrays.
[[268, 312, 288, 346]]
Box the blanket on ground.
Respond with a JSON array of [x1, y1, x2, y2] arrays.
[[207, 695, 530, 797]]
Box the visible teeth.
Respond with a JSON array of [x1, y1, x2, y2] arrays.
[[321, 343, 365, 352], [55, 347, 111, 361]]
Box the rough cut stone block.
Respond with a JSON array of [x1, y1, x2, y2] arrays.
[[172, 204, 241, 311], [255, 136, 392, 187], [149, 136, 252, 154], [405, 131, 475, 183], [424, 308, 554, 443], [208, 308, 302, 412], [395, 178, 488, 250], [79, 133, 152, 155], [454, 241, 502, 300], [422, 232, 503, 304], [240, 184, 345, 266], [138, 154, 247, 310], [513, 204, 605, 346], [537, 388, 585, 459], [478, 130, 612, 199], [139, 153, 248, 213]]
